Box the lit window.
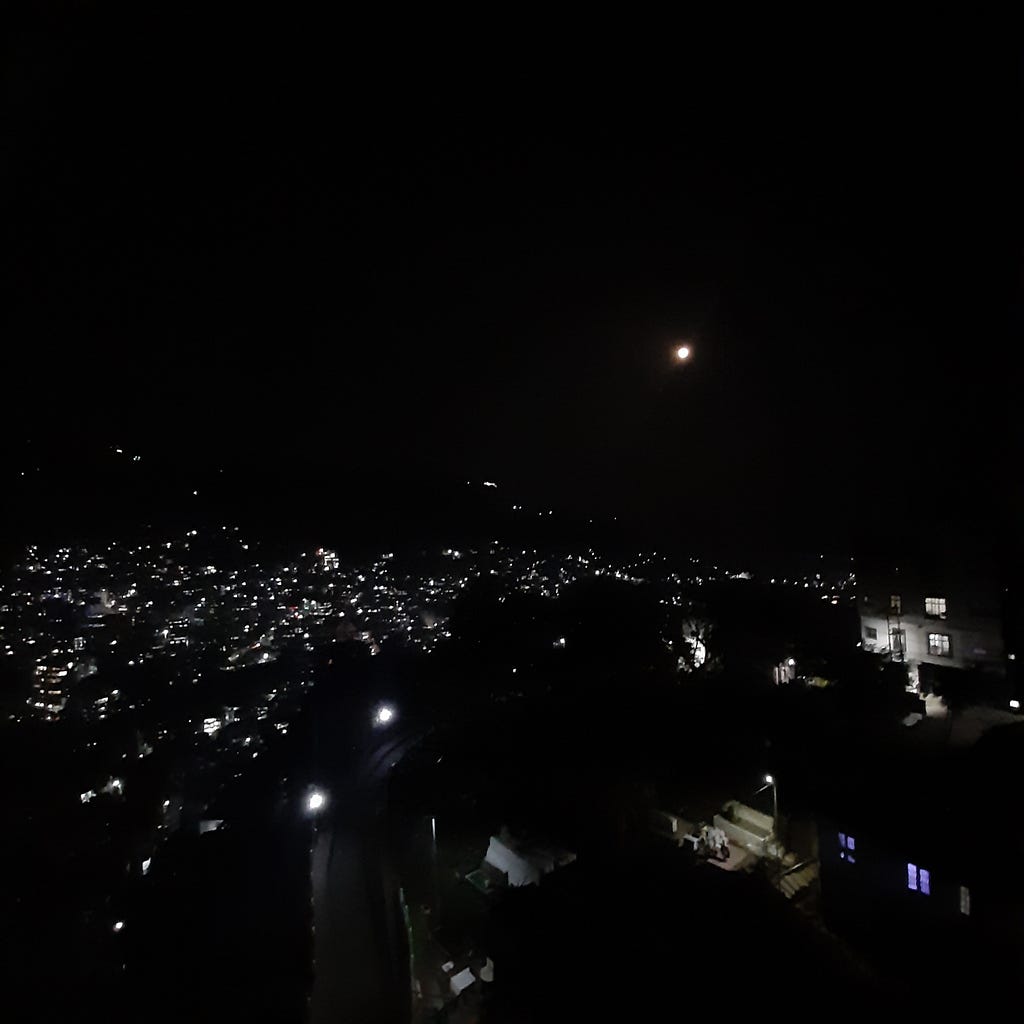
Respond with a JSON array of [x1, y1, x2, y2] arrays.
[[959, 885, 970, 916], [890, 629, 906, 655], [925, 596, 947, 619], [908, 863, 931, 894], [839, 833, 856, 862], [890, 594, 902, 614], [928, 633, 951, 657]]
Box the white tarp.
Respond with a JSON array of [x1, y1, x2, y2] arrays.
[[450, 967, 476, 996], [485, 836, 541, 887]]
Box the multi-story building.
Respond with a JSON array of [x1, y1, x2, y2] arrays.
[[858, 556, 1005, 690], [29, 662, 71, 719], [165, 617, 191, 647], [316, 548, 340, 572]]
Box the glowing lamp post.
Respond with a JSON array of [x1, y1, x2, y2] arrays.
[[374, 704, 396, 728], [764, 774, 778, 845], [307, 789, 326, 814], [675, 345, 691, 362]]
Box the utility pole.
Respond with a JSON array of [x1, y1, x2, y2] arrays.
[[430, 815, 440, 917]]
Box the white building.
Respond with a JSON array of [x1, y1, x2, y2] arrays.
[[858, 556, 1005, 690]]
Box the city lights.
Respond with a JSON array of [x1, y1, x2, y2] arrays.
[[0, 58, 1011, 1012], [0, 522, 879, 997]]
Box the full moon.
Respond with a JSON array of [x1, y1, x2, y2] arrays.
[[675, 345, 691, 361]]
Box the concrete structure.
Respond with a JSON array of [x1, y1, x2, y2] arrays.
[[858, 557, 1005, 690], [650, 809, 695, 847], [713, 801, 774, 857]]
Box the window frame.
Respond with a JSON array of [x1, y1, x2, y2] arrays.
[[959, 885, 970, 916], [908, 863, 931, 895]]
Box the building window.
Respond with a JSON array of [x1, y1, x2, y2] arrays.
[[925, 596, 947, 619], [908, 863, 931, 894], [928, 633, 951, 657], [865, 626, 877, 641], [960, 885, 970, 916], [839, 832, 856, 863], [890, 594, 902, 614]]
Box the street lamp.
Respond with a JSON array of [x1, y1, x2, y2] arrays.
[[675, 344, 691, 362], [307, 789, 326, 814], [374, 704, 396, 727], [764, 774, 778, 845], [430, 815, 440, 914]]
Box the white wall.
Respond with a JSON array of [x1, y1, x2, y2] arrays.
[[860, 613, 1003, 673]]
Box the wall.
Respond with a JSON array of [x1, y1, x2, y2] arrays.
[[860, 612, 1004, 675]]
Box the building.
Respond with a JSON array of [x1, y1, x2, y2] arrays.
[[28, 662, 71, 719], [858, 554, 1005, 691], [165, 617, 191, 647], [315, 548, 340, 572], [820, 818, 976, 975]]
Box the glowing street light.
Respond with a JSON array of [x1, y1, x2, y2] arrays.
[[763, 774, 779, 845], [307, 789, 326, 813], [675, 345, 691, 362], [374, 704, 396, 727], [113, 921, 125, 933]]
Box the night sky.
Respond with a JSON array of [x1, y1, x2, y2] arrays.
[[4, 19, 1018, 551]]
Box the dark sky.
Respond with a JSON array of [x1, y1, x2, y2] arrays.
[[3, 17, 1019, 550]]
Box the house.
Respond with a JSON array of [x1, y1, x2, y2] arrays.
[[816, 813, 1024, 982], [858, 552, 1005, 691]]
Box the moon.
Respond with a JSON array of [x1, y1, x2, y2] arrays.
[[675, 345, 691, 361]]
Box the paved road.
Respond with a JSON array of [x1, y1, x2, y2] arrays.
[[309, 729, 421, 1024]]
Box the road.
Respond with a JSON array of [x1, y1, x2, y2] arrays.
[[309, 727, 423, 1024]]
